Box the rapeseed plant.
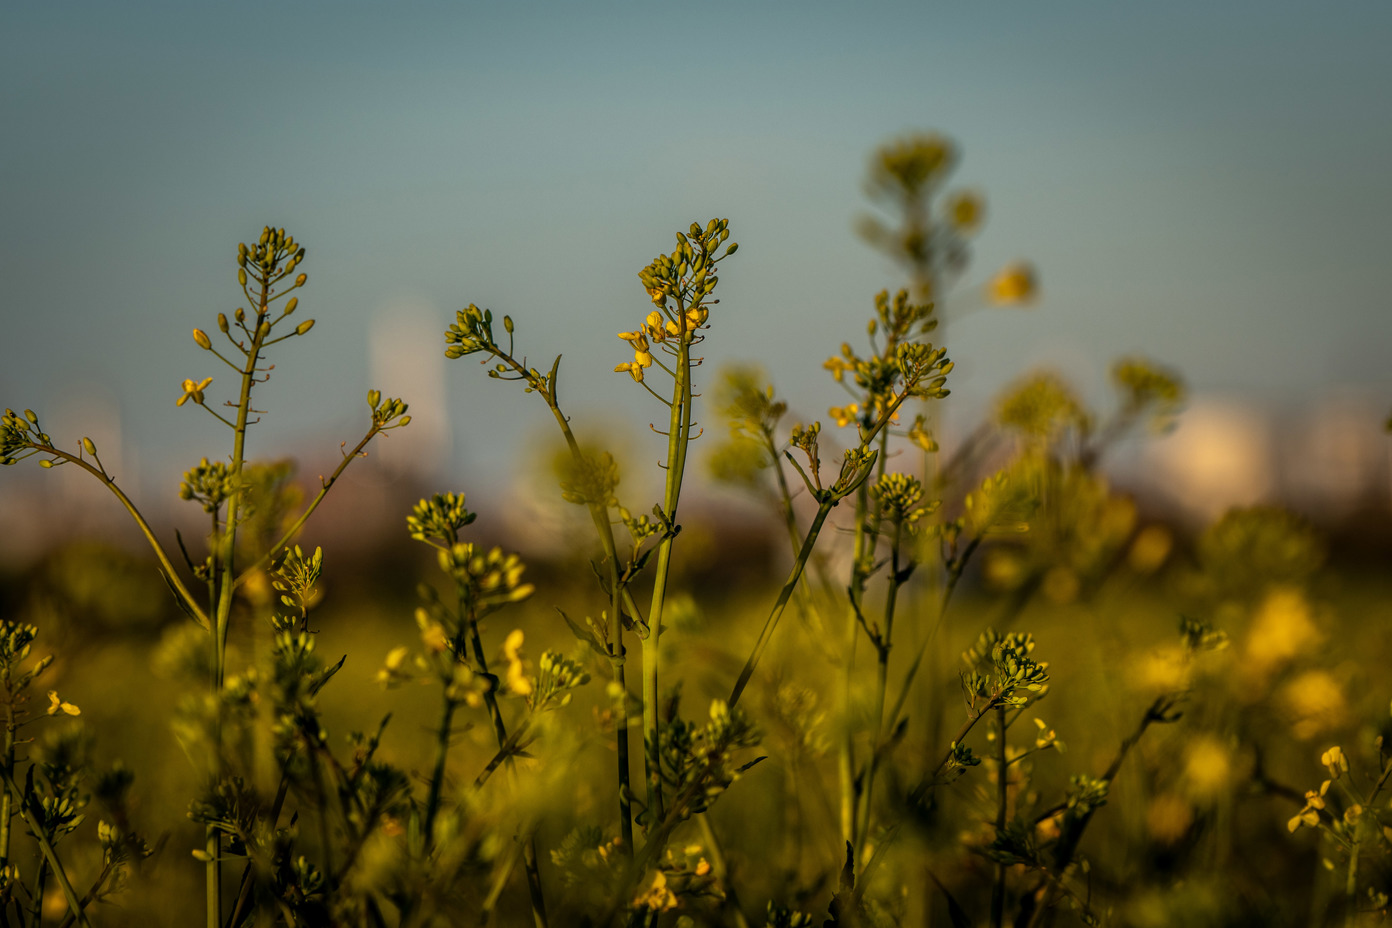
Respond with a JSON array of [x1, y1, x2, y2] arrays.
[[0, 132, 1386, 927]]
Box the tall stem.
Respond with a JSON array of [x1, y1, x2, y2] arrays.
[[642, 332, 693, 826], [0, 696, 13, 868], [423, 692, 457, 849], [838, 485, 869, 846], [728, 502, 834, 710], [542, 393, 634, 851], [990, 705, 1008, 928], [855, 519, 903, 866], [465, 598, 550, 927], [206, 283, 271, 928]]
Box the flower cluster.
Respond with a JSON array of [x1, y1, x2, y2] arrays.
[[870, 472, 935, 526], [615, 219, 737, 385], [823, 290, 951, 432], [179, 457, 236, 513], [437, 543, 536, 608], [407, 492, 477, 547], [0, 409, 44, 465]]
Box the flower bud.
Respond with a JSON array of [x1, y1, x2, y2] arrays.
[[368, 389, 381, 408], [235, 307, 245, 323], [284, 297, 298, 315], [295, 273, 307, 287], [217, 313, 229, 333], [295, 319, 315, 336], [193, 329, 211, 350], [398, 415, 411, 427], [82, 437, 96, 456], [238, 268, 248, 287]]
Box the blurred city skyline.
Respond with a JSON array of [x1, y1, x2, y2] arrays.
[[3, 1, 1390, 546]]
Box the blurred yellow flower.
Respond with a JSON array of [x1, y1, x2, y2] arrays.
[[633, 870, 678, 912], [1128, 525, 1173, 573], [1042, 566, 1079, 604], [947, 191, 984, 232], [987, 263, 1038, 306], [828, 404, 859, 428], [1131, 645, 1190, 693], [1245, 587, 1321, 674], [1182, 735, 1232, 800], [1146, 793, 1193, 845], [1282, 672, 1347, 739], [47, 691, 80, 716], [504, 629, 532, 696]]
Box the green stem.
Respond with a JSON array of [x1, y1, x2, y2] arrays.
[[204, 284, 273, 928], [854, 519, 904, 867], [54, 863, 114, 928], [838, 484, 869, 847], [842, 432, 890, 852], [642, 330, 693, 828], [884, 536, 980, 735], [540, 370, 634, 852], [465, 600, 549, 928], [990, 705, 1008, 928], [31, 855, 46, 928], [0, 696, 13, 868], [728, 501, 834, 709], [298, 742, 335, 897], [1345, 840, 1360, 928], [423, 692, 457, 850]]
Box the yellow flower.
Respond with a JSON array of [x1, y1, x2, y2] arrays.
[[176, 377, 214, 407], [644, 311, 669, 342], [1245, 587, 1321, 674], [47, 691, 80, 716], [646, 286, 666, 306], [1284, 672, 1347, 740], [616, 330, 654, 377], [1182, 735, 1232, 800], [618, 329, 650, 351], [828, 404, 859, 427], [1287, 779, 1331, 832], [504, 629, 532, 695], [633, 870, 678, 913], [1146, 793, 1194, 845], [614, 361, 646, 383], [947, 191, 984, 232], [987, 263, 1038, 306]]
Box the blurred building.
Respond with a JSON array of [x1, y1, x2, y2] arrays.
[[368, 296, 452, 486]]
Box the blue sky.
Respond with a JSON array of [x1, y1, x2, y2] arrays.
[[3, 0, 1390, 505]]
